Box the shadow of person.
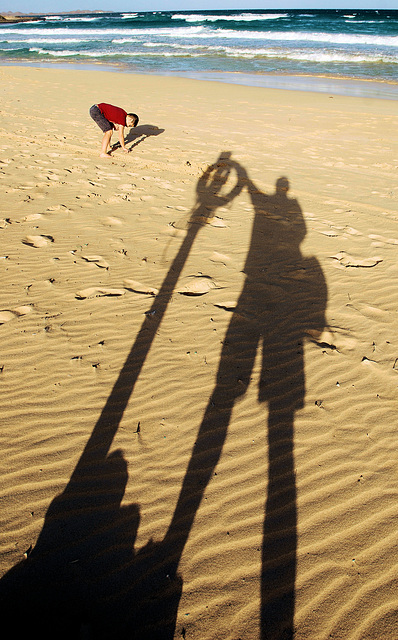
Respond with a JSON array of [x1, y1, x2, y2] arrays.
[[111, 124, 165, 152], [0, 152, 247, 639], [163, 174, 328, 639]]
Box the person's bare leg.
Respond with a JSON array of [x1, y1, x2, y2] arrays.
[[100, 130, 113, 157]]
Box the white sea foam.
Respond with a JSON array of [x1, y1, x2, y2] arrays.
[[29, 47, 201, 59], [26, 44, 398, 65], [62, 17, 99, 22], [136, 41, 398, 63], [4, 27, 398, 48], [346, 20, 380, 24], [29, 47, 117, 58], [44, 15, 99, 22], [211, 45, 396, 62], [143, 42, 203, 49], [6, 38, 86, 44], [203, 29, 398, 47], [172, 13, 288, 22], [255, 50, 397, 64], [112, 38, 140, 44], [0, 27, 207, 37]]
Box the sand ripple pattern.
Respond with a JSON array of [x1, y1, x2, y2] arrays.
[[0, 67, 397, 639]]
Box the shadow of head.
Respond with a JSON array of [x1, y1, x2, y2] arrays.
[[275, 176, 290, 195], [111, 125, 165, 151], [126, 124, 165, 143]]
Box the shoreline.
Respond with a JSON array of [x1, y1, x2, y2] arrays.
[[1, 60, 398, 101], [160, 70, 398, 101]]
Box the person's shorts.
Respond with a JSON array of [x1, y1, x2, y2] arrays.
[[89, 105, 114, 132]]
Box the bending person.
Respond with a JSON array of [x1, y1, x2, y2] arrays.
[[89, 102, 139, 157]]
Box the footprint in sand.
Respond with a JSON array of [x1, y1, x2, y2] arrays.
[[22, 213, 43, 222], [318, 230, 338, 237], [368, 234, 398, 246], [208, 216, 227, 228], [46, 173, 60, 182], [347, 302, 390, 323], [209, 251, 232, 266], [81, 255, 110, 269], [213, 300, 237, 311], [75, 287, 125, 300], [22, 235, 54, 248], [104, 196, 125, 205], [306, 327, 357, 352], [342, 226, 362, 236], [123, 279, 159, 296], [330, 251, 382, 268], [178, 275, 221, 296], [0, 305, 33, 325], [46, 205, 72, 213], [101, 216, 123, 227]]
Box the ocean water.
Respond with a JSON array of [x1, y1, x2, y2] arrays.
[[1, 9, 398, 97]]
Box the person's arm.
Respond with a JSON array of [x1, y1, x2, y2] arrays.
[[116, 125, 129, 152]]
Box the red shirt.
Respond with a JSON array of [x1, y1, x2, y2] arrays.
[[97, 103, 127, 127]]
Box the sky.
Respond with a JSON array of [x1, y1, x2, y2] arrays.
[[1, 1, 397, 15]]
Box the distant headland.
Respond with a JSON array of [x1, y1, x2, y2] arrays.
[[0, 14, 41, 23], [0, 10, 105, 24]]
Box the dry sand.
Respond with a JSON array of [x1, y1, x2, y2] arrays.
[[0, 65, 397, 639]]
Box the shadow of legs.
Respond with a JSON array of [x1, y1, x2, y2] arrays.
[[261, 405, 297, 640]]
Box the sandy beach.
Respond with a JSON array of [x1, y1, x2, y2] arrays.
[[0, 65, 397, 639]]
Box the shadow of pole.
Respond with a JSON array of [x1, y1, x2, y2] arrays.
[[76, 152, 247, 468], [0, 152, 247, 639]]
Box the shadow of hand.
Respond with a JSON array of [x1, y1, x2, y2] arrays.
[[191, 151, 248, 225]]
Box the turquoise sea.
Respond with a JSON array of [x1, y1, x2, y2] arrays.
[[1, 9, 398, 97]]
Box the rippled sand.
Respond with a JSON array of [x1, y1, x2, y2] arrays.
[[0, 66, 397, 639]]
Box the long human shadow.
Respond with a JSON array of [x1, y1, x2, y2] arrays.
[[163, 175, 328, 639], [0, 152, 246, 639]]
